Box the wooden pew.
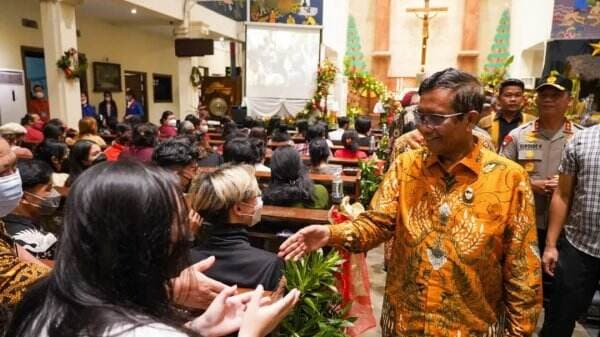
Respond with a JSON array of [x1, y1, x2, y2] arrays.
[[250, 206, 330, 253], [197, 167, 361, 200], [330, 145, 371, 152], [264, 152, 362, 168], [209, 139, 225, 146]]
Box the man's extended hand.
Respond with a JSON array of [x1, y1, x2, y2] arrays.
[[171, 256, 227, 310], [278, 225, 330, 261]]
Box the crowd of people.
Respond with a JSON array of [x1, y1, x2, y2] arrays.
[[2, 66, 600, 337]]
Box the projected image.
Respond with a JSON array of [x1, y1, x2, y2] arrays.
[[246, 26, 320, 100]]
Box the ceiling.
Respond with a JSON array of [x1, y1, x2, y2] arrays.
[[77, 0, 179, 36], [77, 0, 229, 40]]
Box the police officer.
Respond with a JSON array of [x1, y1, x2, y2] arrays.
[[500, 72, 582, 305]]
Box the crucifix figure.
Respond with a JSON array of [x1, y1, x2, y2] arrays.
[[407, 0, 448, 74]]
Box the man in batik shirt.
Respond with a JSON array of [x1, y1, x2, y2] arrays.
[[279, 68, 542, 337]]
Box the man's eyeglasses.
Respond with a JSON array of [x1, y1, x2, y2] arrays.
[[414, 110, 465, 127]]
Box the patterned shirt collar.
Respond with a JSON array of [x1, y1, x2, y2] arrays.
[[423, 138, 483, 176]]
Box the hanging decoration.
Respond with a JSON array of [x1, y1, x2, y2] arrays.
[[56, 48, 87, 80], [190, 66, 204, 87]]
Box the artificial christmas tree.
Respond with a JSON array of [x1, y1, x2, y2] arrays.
[[484, 9, 511, 73], [344, 15, 367, 75]]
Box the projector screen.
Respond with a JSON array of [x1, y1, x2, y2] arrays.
[[246, 24, 321, 100]]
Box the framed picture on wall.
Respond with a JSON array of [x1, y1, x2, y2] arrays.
[[93, 62, 122, 92], [152, 73, 173, 103]]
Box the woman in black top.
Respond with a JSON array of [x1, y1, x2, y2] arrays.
[[190, 164, 283, 291]]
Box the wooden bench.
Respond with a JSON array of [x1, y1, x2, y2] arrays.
[[197, 167, 361, 200], [264, 153, 362, 168], [249, 205, 330, 253]]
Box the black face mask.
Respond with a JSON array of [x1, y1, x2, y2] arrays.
[[91, 153, 107, 166]]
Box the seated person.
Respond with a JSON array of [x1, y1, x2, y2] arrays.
[[104, 123, 131, 161], [8, 160, 298, 336], [328, 116, 349, 142], [77, 117, 106, 148], [153, 138, 198, 192], [309, 139, 342, 175], [294, 123, 331, 156], [263, 146, 329, 210], [42, 123, 64, 143], [194, 133, 224, 167], [158, 110, 178, 141], [3, 159, 59, 260], [34, 140, 69, 188], [355, 116, 372, 147], [269, 124, 294, 146], [334, 130, 368, 159], [118, 123, 157, 163], [250, 138, 270, 173], [223, 137, 259, 167], [21, 113, 44, 146], [0, 138, 48, 306], [0, 123, 33, 159], [65, 140, 106, 187], [190, 164, 284, 291]]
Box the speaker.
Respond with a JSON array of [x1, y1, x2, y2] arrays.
[[174, 39, 214, 57]]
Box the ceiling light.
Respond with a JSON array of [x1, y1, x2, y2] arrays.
[[131, 8, 137, 14]]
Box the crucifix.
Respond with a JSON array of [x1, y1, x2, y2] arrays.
[[407, 0, 448, 74]]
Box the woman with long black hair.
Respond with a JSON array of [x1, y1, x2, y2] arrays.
[[262, 146, 329, 209], [7, 161, 299, 337]]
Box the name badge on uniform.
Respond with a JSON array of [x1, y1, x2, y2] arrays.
[[523, 162, 536, 172]]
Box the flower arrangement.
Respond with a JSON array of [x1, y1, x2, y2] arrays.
[[303, 60, 338, 117], [56, 48, 87, 79], [358, 158, 384, 207]]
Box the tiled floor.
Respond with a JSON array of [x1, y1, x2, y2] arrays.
[[360, 245, 593, 337]]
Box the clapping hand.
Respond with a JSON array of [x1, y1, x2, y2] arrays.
[[170, 256, 227, 310]]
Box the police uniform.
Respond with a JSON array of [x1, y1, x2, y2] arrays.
[[501, 119, 582, 229]]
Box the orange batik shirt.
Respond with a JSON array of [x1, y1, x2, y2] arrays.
[[330, 140, 542, 337]]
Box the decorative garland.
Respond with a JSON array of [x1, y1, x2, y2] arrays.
[[56, 48, 87, 79], [190, 66, 204, 87]]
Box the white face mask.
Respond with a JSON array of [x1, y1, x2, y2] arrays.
[[167, 119, 177, 127], [0, 170, 23, 217], [34, 92, 44, 99], [199, 125, 209, 133], [239, 197, 263, 227]]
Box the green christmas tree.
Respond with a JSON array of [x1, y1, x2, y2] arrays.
[[484, 9, 511, 73], [344, 15, 367, 75]]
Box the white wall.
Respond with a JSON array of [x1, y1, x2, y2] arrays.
[[509, 0, 554, 78], [389, 0, 464, 77], [323, 0, 349, 115]]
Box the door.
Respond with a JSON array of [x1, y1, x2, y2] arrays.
[[0, 70, 27, 124], [124, 71, 148, 122], [21, 47, 46, 104]]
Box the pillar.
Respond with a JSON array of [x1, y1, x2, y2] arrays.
[[39, 0, 83, 129], [457, 0, 480, 74], [371, 0, 392, 89], [177, 57, 200, 119], [175, 0, 200, 120]]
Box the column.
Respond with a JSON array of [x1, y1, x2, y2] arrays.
[[177, 57, 200, 119], [457, 0, 480, 74], [175, 0, 200, 119], [39, 0, 83, 128], [371, 0, 392, 89]]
